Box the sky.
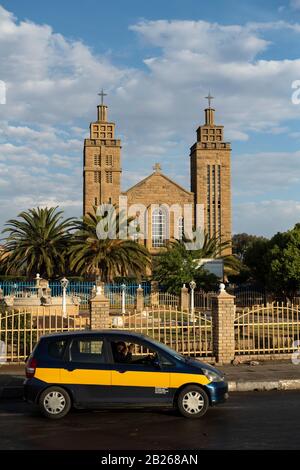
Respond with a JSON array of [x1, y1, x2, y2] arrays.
[[0, 0, 300, 237]]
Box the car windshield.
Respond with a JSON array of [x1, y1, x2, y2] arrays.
[[145, 337, 186, 362]]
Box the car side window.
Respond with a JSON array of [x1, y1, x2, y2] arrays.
[[48, 339, 67, 360], [111, 340, 159, 367], [69, 338, 106, 364], [159, 354, 175, 366]]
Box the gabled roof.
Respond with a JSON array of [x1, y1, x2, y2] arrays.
[[123, 170, 193, 196]]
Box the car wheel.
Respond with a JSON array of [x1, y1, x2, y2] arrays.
[[39, 386, 71, 419], [177, 385, 209, 418]]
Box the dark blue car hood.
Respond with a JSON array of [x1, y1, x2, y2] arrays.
[[184, 358, 224, 377]]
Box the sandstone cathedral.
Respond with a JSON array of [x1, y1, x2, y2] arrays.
[[83, 93, 232, 254]]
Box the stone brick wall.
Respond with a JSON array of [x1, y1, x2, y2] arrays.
[[211, 289, 235, 364], [89, 287, 111, 330]]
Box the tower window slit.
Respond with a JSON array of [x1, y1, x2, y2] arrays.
[[94, 171, 101, 183]]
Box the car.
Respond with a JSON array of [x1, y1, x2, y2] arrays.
[[24, 330, 228, 419]]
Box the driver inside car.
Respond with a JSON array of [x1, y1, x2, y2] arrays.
[[129, 345, 158, 365], [112, 341, 134, 363]]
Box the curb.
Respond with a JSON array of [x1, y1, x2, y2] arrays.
[[228, 379, 300, 392]]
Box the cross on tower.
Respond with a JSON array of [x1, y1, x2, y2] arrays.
[[98, 88, 107, 105], [205, 92, 214, 109], [153, 163, 161, 172]]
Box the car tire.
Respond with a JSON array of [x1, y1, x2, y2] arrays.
[[39, 386, 71, 419], [177, 385, 209, 418]]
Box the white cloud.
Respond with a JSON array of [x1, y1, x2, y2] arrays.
[[130, 20, 270, 61], [290, 131, 300, 138], [0, 5, 127, 125], [290, 0, 300, 10], [233, 150, 300, 196], [234, 200, 300, 236]]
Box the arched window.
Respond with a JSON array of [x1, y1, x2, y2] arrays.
[[152, 207, 167, 247], [178, 217, 184, 240]]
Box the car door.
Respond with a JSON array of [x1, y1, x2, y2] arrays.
[[60, 335, 112, 405], [108, 336, 171, 404]]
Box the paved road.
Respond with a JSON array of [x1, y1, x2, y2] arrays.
[[0, 392, 300, 450]]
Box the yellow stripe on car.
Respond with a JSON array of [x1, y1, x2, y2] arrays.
[[35, 368, 210, 388], [170, 373, 210, 387], [112, 371, 169, 387]]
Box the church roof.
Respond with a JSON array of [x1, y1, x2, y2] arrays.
[[123, 166, 193, 196]]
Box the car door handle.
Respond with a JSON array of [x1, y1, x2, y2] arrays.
[[65, 367, 76, 372], [117, 370, 127, 373]]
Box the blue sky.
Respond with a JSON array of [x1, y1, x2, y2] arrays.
[[1, 0, 300, 236]]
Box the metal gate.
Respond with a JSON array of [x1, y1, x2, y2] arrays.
[[0, 308, 90, 363], [111, 306, 213, 357], [234, 302, 300, 355]]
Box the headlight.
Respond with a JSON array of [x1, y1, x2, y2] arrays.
[[202, 368, 224, 382]]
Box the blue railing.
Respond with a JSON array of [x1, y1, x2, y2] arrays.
[[0, 281, 151, 309], [0, 281, 36, 296]]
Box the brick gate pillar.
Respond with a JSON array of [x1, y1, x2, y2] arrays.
[[89, 284, 111, 330], [211, 283, 235, 364], [181, 284, 189, 311]]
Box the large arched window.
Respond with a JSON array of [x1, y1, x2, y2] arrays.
[[152, 207, 167, 247]]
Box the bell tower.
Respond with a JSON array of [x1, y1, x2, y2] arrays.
[[83, 90, 122, 215], [190, 94, 232, 253]]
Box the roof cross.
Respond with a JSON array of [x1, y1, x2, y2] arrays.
[[205, 92, 214, 108], [98, 88, 107, 105]]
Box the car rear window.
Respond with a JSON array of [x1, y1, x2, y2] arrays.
[[48, 339, 68, 359], [69, 338, 105, 364]]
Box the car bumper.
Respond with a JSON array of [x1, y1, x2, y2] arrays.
[[205, 380, 229, 405]]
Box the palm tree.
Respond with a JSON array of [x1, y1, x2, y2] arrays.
[[69, 209, 151, 282], [2, 207, 75, 278]]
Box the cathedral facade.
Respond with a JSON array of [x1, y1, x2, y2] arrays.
[[83, 97, 232, 254]]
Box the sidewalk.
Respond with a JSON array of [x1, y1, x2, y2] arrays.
[[1, 360, 300, 399], [221, 360, 300, 391]]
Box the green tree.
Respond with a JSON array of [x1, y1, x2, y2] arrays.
[[266, 225, 300, 300], [2, 207, 74, 278], [69, 209, 151, 282], [243, 238, 270, 286], [229, 233, 269, 285], [153, 241, 197, 293], [240, 224, 300, 299], [232, 233, 268, 261]]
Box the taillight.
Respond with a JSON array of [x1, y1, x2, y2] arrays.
[[25, 357, 37, 378]]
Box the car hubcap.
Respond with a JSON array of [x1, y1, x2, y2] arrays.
[[44, 391, 66, 414], [182, 391, 204, 414]]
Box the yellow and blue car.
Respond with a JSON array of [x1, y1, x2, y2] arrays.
[[24, 330, 228, 419]]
